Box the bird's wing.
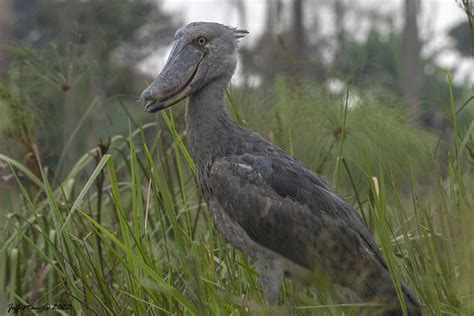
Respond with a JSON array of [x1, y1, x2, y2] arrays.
[[208, 154, 381, 280], [247, 152, 385, 263], [209, 153, 421, 309]]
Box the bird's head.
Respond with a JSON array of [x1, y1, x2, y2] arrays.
[[139, 22, 248, 113]]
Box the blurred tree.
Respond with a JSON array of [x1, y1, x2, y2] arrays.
[[260, 0, 280, 108], [239, 0, 326, 106], [448, 21, 473, 57], [336, 28, 402, 92], [402, 0, 421, 112], [232, 0, 247, 29], [0, 0, 12, 77], [12, 1, 177, 63], [334, 25, 466, 127], [332, 0, 346, 67], [7, 0, 178, 170], [230, 0, 251, 88], [290, 0, 306, 88], [238, 0, 469, 129]]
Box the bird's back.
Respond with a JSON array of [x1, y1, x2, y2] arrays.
[[206, 126, 421, 315]]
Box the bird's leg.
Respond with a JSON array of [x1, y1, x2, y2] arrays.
[[255, 256, 284, 306]]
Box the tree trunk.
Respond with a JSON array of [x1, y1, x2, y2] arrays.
[[63, 2, 78, 171], [402, 0, 421, 113], [234, 0, 247, 29], [261, 0, 278, 109], [290, 0, 305, 85], [0, 0, 12, 77], [86, 1, 104, 150], [333, 0, 345, 67], [233, 0, 248, 86]]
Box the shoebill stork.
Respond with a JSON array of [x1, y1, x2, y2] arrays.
[[139, 22, 421, 315]]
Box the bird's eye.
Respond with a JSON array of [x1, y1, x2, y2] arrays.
[[197, 36, 207, 46]]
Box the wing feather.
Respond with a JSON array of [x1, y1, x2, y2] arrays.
[[209, 155, 373, 284]]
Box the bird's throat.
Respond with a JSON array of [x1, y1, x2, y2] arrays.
[[185, 76, 240, 181], [186, 76, 230, 121]]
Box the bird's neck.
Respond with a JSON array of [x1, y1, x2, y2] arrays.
[[185, 75, 240, 174], [186, 76, 229, 121]]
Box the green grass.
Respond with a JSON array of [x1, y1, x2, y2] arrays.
[[0, 77, 473, 315]]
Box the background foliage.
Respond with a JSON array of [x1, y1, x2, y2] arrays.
[[0, 0, 473, 315]]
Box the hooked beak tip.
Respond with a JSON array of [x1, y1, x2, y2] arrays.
[[139, 90, 160, 112], [144, 99, 158, 113]]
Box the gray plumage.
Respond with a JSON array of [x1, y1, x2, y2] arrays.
[[140, 22, 422, 315]]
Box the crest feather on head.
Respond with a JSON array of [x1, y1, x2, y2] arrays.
[[230, 27, 249, 39]]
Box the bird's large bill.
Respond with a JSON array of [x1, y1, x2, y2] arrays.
[[140, 38, 205, 112]]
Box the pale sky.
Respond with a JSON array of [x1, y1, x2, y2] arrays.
[[140, 0, 472, 84]]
